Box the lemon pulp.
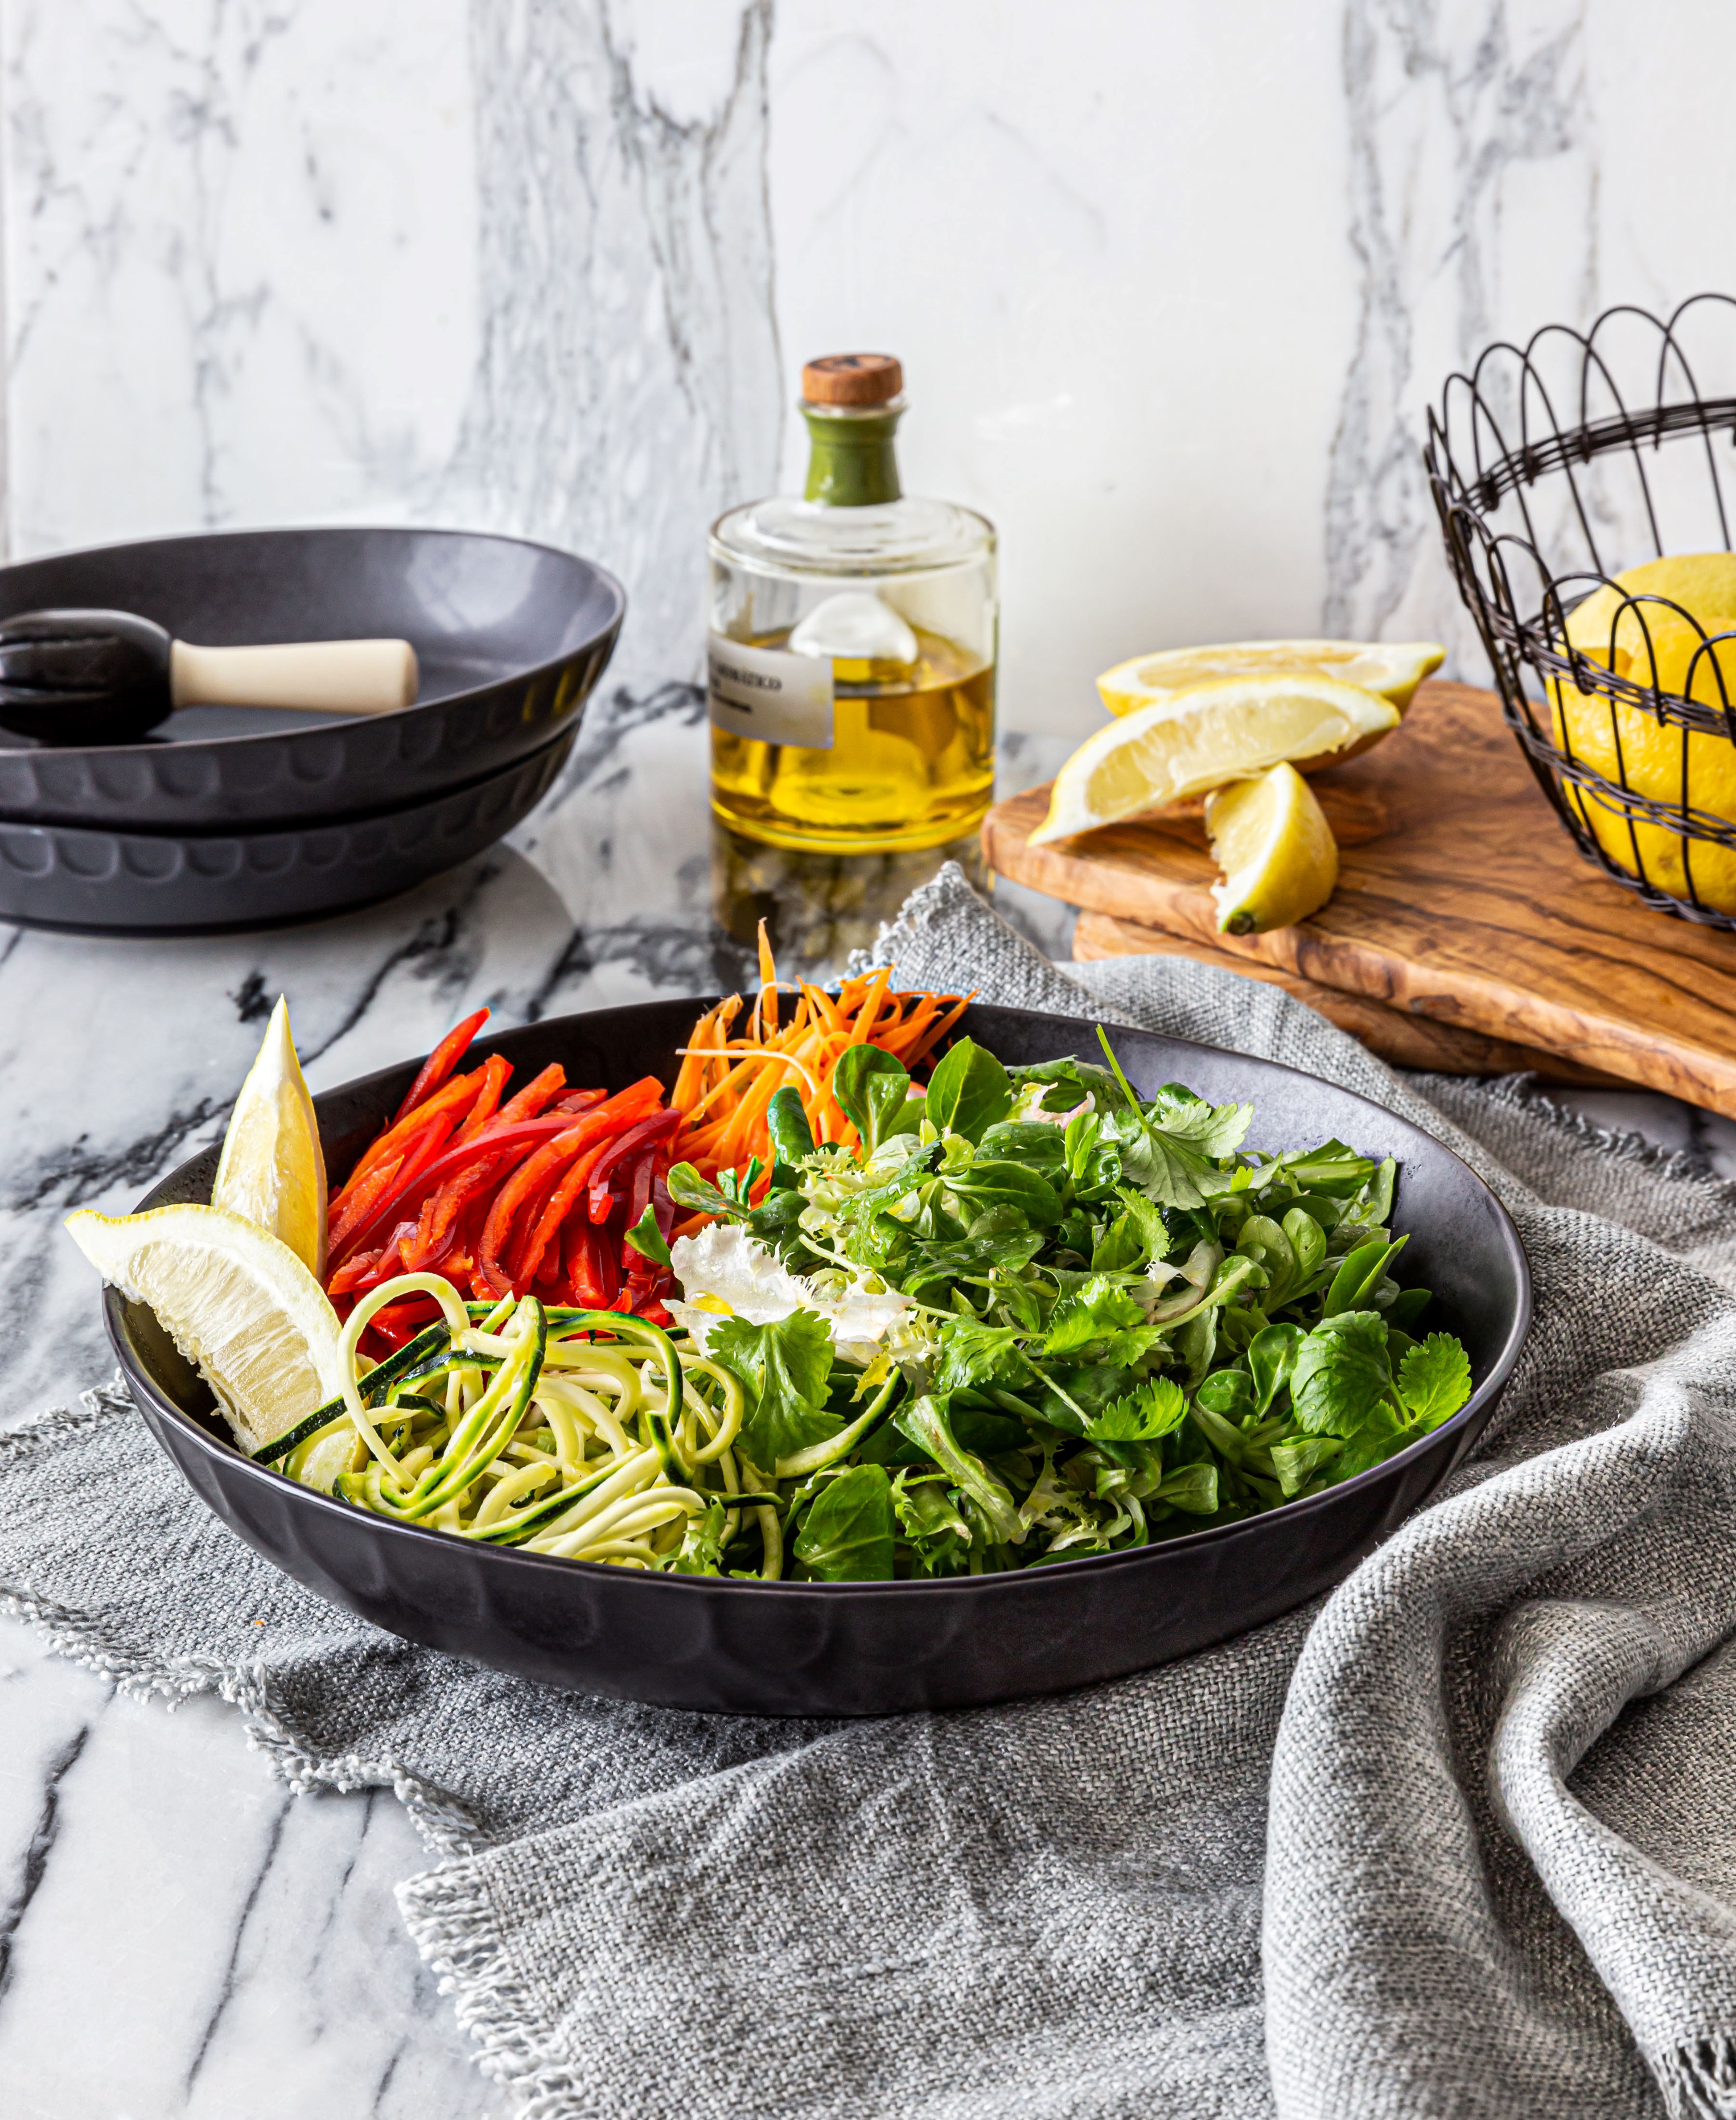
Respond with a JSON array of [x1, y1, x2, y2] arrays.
[[1098, 639, 1442, 719], [1031, 674, 1397, 846], [66, 1203, 346, 1450], [1205, 764, 1340, 935], [211, 996, 329, 1276]]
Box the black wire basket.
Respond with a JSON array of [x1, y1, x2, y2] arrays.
[[1427, 294, 1736, 932]]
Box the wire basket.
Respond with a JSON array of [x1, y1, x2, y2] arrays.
[[1426, 294, 1736, 931]]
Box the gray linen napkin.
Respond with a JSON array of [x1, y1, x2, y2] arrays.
[[7, 864, 1736, 2119]]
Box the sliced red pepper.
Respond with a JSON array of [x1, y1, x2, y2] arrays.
[[476, 1120, 624, 1298], [509, 1136, 617, 1287], [586, 1110, 681, 1225], [551, 1087, 609, 1115], [568, 1218, 619, 1308], [327, 1115, 585, 1274], [331, 1070, 487, 1215], [326, 1152, 405, 1257], [327, 1246, 387, 1296], [450, 1053, 513, 1145], [494, 1062, 568, 1127], [391, 1009, 490, 1125]]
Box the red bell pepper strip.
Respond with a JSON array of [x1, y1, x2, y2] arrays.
[[449, 1054, 513, 1146], [327, 1115, 585, 1274], [567, 1219, 619, 1308], [509, 1136, 619, 1287], [332, 1069, 488, 1215], [475, 1102, 659, 1298], [551, 1087, 609, 1115], [586, 1110, 682, 1225], [493, 1063, 568, 1127], [391, 1009, 490, 1125], [327, 1246, 387, 1296], [326, 1153, 405, 1258]]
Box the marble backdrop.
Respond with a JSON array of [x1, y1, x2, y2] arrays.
[[8, 0, 1736, 730]]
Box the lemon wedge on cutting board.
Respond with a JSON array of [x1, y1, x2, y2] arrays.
[[1098, 640, 1444, 718], [1205, 764, 1339, 934], [1555, 552, 1736, 911], [66, 1204, 346, 1452], [1029, 674, 1398, 846], [211, 995, 328, 1277]]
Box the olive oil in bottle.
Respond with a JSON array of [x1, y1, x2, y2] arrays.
[[708, 354, 997, 854]]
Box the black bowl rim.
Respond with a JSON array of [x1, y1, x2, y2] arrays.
[[108, 998, 1533, 1606], [5, 525, 627, 762], [0, 717, 578, 847]]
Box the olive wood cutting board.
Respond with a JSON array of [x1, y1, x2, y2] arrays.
[[983, 679, 1736, 1115]]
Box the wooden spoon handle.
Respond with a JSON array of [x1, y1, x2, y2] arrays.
[[169, 638, 418, 713]]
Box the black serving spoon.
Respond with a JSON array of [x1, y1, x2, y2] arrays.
[[0, 608, 420, 743]]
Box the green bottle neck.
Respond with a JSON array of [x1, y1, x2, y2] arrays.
[[802, 402, 904, 506]]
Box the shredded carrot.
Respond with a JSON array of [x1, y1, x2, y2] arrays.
[[668, 941, 971, 1181]]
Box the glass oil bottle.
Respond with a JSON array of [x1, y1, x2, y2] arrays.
[[708, 354, 998, 859]]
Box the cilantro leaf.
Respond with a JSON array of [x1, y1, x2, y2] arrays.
[[709, 1309, 840, 1472], [1044, 1276, 1148, 1357], [935, 1316, 1037, 1395], [1113, 1187, 1172, 1264], [1290, 1310, 1391, 1435], [1395, 1334, 1473, 1428], [1085, 1374, 1187, 1442], [1146, 1083, 1255, 1159]]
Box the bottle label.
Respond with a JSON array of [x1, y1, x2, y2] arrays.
[[707, 635, 834, 750]]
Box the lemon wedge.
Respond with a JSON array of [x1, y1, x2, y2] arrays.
[[66, 1203, 346, 1452], [1029, 674, 1398, 846], [1097, 640, 1443, 718], [211, 996, 328, 1277], [1205, 764, 1339, 934]]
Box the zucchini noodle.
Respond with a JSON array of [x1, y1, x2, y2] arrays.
[[288, 1276, 778, 1576]]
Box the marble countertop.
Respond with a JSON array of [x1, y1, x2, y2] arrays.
[[0, 685, 1727, 2118]]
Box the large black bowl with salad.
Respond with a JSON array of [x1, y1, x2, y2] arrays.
[[107, 997, 1530, 1717]]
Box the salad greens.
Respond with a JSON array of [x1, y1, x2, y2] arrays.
[[664, 1030, 1474, 1581]]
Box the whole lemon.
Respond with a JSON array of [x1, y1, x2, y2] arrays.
[[1555, 552, 1736, 909]]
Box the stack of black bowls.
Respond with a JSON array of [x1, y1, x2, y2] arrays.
[[0, 527, 624, 933]]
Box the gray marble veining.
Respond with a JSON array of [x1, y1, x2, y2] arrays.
[[1326, 0, 1597, 666], [442, 0, 782, 694]]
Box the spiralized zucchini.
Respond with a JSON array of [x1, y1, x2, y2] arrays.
[[257, 1274, 781, 1577]]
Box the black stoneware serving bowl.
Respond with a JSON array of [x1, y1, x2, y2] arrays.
[[0, 527, 623, 832], [0, 726, 574, 934], [108, 1000, 1530, 1717]]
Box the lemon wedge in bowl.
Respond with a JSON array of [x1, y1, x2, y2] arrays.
[[1029, 674, 1398, 846], [66, 1203, 346, 1453], [211, 995, 328, 1276], [1205, 764, 1339, 935], [1098, 639, 1443, 718]]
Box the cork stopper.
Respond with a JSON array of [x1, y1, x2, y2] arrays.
[[801, 353, 904, 408]]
